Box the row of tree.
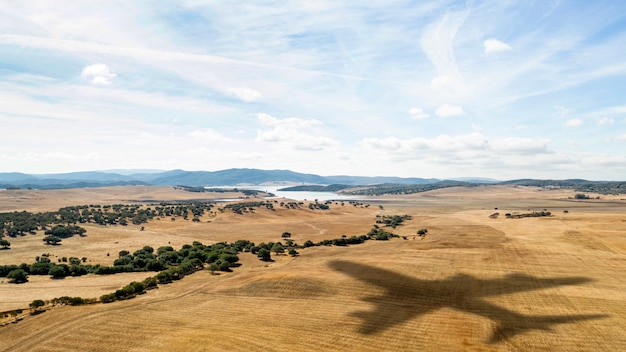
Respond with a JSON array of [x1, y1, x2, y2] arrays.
[[0, 202, 217, 239]]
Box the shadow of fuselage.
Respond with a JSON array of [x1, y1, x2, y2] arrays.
[[329, 260, 608, 343]]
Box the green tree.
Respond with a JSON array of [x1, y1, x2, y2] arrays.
[[7, 268, 28, 283], [48, 265, 67, 279], [257, 248, 271, 261], [0, 239, 10, 249], [271, 242, 284, 256], [43, 235, 62, 245], [218, 261, 231, 272], [29, 299, 46, 312], [208, 263, 219, 275]]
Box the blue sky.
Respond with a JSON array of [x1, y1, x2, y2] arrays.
[[1, 1, 625, 180]]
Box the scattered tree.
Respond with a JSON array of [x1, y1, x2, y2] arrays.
[[257, 248, 271, 261], [7, 268, 28, 283], [271, 242, 285, 256], [0, 239, 10, 249], [43, 235, 62, 245], [29, 299, 46, 313]]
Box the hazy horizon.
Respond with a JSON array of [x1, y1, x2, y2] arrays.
[[1, 1, 625, 180]]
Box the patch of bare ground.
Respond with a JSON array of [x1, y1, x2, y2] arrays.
[[0, 185, 625, 351]]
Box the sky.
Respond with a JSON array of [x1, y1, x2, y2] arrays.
[[1, 1, 626, 180]]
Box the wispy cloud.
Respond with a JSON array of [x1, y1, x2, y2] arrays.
[[1, 1, 625, 179]]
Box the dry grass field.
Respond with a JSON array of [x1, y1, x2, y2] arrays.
[[0, 185, 625, 351]]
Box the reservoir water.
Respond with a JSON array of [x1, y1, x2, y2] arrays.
[[207, 185, 357, 202]]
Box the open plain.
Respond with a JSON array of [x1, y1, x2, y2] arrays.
[[0, 185, 625, 351]]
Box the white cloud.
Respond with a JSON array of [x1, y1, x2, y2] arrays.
[[483, 39, 511, 54], [420, 10, 468, 77], [256, 113, 337, 151], [360, 133, 488, 154], [564, 118, 583, 127], [225, 87, 262, 102], [435, 104, 464, 117], [408, 107, 429, 120], [81, 63, 117, 85], [596, 117, 614, 125], [430, 75, 455, 90], [188, 129, 231, 142], [554, 105, 570, 117], [616, 134, 626, 141], [491, 137, 550, 154], [257, 113, 322, 128]]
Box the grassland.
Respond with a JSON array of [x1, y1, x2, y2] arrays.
[[0, 185, 625, 351]]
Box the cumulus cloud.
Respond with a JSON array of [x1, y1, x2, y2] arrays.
[[483, 38, 511, 54], [358, 133, 555, 163], [491, 137, 550, 154], [564, 118, 583, 127], [435, 104, 464, 117], [256, 113, 337, 151], [408, 107, 429, 120], [81, 63, 117, 85], [360, 133, 488, 154], [225, 86, 262, 102], [257, 113, 322, 128]]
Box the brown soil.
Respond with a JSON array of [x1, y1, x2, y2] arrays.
[[0, 185, 624, 351]]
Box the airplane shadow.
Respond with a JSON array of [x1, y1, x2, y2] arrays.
[[328, 260, 608, 343]]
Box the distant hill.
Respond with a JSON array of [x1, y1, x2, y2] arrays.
[[0, 168, 440, 189], [2, 169, 622, 193]]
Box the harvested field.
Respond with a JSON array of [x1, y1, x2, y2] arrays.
[[0, 185, 625, 351]]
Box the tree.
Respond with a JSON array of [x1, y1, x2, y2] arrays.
[[257, 248, 271, 261], [29, 299, 46, 313], [271, 242, 284, 256], [281, 232, 292, 239], [208, 263, 219, 275], [48, 265, 67, 279], [0, 239, 10, 249], [218, 260, 231, 272], [7, 268, 28, 283], [288, 248, 299, 257], [43, 235, 62, 245]]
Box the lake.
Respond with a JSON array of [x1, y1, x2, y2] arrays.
[[207, 185, 358, 201]]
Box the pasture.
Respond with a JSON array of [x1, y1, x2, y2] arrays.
[[0, 185, 624, 351]]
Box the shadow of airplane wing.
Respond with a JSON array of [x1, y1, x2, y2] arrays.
[[329, 260, 420, 291], [470, 300, 609, 343], [477, 273, 593, 297], [329, 260, 438, 334]]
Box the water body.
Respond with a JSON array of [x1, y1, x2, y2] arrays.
[[207, 185, 357, 202]]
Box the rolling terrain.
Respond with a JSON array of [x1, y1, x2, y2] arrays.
[[0, 185, 625, 351]]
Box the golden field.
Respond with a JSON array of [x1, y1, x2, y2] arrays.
[[0, 185, 625, 351]]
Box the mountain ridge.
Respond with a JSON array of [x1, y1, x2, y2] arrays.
[[0, 168, 442, 189]]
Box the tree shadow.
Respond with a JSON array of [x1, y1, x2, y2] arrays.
[[329, 260, 608, 343]]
